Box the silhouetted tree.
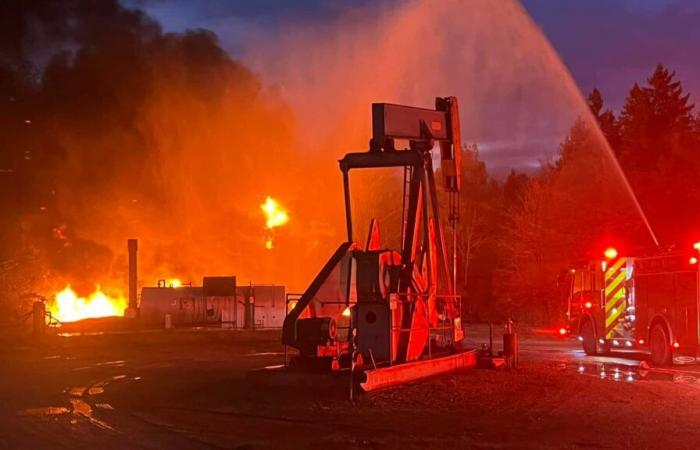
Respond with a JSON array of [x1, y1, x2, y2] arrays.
[[619, 64, 695, 170], [587, 88, 621, 151], [617, 64, 698, 242]]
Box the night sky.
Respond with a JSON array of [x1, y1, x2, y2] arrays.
[[136, 0, 700, 113]]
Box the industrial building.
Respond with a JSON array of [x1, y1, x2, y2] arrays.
[[139, 276, 285, 329]]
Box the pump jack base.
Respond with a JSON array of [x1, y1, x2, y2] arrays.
[[247, 350, 477, 393], [360, 349, 478, 391]]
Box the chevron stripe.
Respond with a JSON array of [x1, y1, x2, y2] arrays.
[[604, 257, 628, 338], [605, 258, 626, 279], [605, 270, 626, 298], [605, 300, 627, 337], [605, 287, 625, 311]]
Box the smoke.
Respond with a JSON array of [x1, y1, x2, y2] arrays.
[[0, 0, 645, 311], [1, 0, 336, 304]]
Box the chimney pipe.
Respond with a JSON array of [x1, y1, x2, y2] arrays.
[[127, 239, 138, 316]]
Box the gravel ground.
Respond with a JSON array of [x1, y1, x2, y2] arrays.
[[2, 328, 700, 449]]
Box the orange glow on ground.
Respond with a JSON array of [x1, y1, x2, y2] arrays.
[[50, 285, 127, 323]]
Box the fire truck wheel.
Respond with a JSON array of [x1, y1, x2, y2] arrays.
[[580, 319, 598, 356], [650, 323, 672, 367]]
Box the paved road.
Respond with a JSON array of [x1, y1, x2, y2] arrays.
[[468, 325, 700, 383]]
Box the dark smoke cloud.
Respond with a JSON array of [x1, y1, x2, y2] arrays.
[[1, 0, 336, 308]]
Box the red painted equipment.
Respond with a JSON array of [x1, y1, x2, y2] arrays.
[[279, 97, 475, 392], [564, 244, 700, 366]]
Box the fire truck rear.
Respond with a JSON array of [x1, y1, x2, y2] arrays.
[[564, 245, 700, 366]]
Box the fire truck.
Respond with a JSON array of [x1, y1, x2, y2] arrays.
[[564, 245, 700, 366]]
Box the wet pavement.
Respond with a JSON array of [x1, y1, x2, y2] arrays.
[[513, 332, 700, 387], [3, 328, 700, 449]]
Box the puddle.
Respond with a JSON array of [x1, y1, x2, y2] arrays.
[[70, 398, 116, 431], [96, 360, 126, 367], [18, 401, 117, 432], [564, 361, 700, 384], [674, 356, 697, 365], [68, 387, 86, 397], [88, 386, 105, 396], [18, 406, 70, 416]]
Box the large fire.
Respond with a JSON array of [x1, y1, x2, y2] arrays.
[[261, 196, 289, 249], [50, 285, 127, 323], [261, 196, 289, 229], [166, 278, 182, 288]]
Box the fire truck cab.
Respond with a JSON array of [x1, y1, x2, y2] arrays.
[[564, 246, 700, 366]]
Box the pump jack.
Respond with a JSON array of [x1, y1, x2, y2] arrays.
[[256, 97, 476, 392]]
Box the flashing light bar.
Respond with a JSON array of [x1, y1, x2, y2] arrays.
[[604, 247, 618, 259]]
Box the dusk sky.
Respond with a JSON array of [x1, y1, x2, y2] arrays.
[[137, 0, 700, 113]]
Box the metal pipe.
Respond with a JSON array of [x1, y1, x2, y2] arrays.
[[128, 239, 138, 312], [342, 170, 353, 241]]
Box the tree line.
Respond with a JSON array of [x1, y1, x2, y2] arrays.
[[454, 64, 700, 324]]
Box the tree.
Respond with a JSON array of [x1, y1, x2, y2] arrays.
[[617, 64, 698, 243], [618, 64, 695, 170], [587, 88, 621, 151]]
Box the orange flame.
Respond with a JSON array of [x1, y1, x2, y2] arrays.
[[50, 285, 127, 323], [167, 278, 182, 288], [261, 196, 288, 229], [261, 196, 288, 249]]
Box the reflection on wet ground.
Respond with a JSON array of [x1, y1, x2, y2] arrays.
[[17, 354, 142, 433], [18, 406, 70, 416], [562, 361, 700, 385]]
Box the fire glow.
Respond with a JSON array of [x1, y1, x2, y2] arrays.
[[167, 278, 182, 288], [261, 196, 289, 229], [50, 285, 127, 323], [261, 196, 289, 249]]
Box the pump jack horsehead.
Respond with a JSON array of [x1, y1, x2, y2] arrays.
[[280, 97, 476, 392]]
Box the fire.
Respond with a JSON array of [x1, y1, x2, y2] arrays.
[[50, 285, 127, 323], [261, 196, 288, 229], [167, 278, 182, 288], [261, 196, 288, 249]]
